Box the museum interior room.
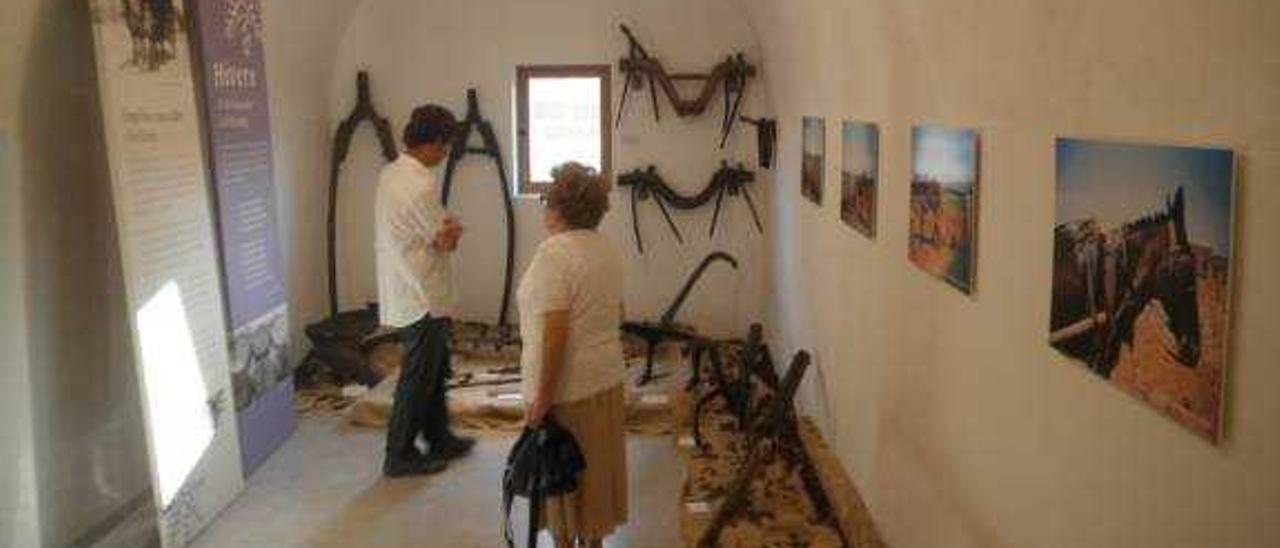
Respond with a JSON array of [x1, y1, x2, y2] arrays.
[[3, 0, 1279, 546]]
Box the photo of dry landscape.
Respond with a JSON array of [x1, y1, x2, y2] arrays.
[[841, 121, 878, 237], [801, 116, 825, 205], [1050, 138, 1234, 442], [909, 125, 979, 293]]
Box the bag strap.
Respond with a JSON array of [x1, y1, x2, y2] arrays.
[[503, 428, 532, 548], [527, 433, 548, 548], [502, 464, 517, 548], [528, 487, 542, 548], [502, 426, 546, 548], [501, 458, 542, 548]]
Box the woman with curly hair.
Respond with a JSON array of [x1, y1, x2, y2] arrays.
[[518, 162, 627, 547]]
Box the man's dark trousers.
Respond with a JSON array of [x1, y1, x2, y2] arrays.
[[385, 314, 453, 459]]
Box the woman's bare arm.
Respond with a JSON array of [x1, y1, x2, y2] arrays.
[[527, 309, 570, 425]]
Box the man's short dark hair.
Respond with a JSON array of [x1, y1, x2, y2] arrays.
[[403, 104, 458, 148]]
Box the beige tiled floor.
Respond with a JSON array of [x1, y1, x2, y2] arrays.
[[191, 416, 684, 547]]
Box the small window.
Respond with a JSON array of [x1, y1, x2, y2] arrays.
[[516, 65, 612, 195]]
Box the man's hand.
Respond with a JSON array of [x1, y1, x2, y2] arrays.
[[432, 215, 465, 251]]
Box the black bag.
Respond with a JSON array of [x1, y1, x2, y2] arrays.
[[502, 416, 587, 548]]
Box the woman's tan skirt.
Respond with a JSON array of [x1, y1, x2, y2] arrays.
[[542, 383, 628, 541]]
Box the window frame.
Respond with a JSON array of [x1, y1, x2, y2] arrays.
[[515, 64, 613, 195]]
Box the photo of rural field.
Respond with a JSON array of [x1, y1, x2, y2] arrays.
[[801, 116, 825, 205], [841, 121, 878, 237], [909, 125, 979, 293], [1050, 138, 1234, 442]]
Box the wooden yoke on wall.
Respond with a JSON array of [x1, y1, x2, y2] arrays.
[[615, 24, 756, 147], [617, 163, 762, 255]]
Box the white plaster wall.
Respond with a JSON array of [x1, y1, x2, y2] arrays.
[[0, 7, 41, 545], [1, 0, 154, 545], [0, 70, 41, 548], [325, 0, 769, 337], [736, 0, 1280, 546]]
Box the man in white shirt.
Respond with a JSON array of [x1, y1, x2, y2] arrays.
[[376, 104, 475, 477]]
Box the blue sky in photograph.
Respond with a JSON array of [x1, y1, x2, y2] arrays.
[[1056, 138, 1234, 256], [912, 125, 977, 187], [842, 121, 878, 177], [803, 117, 825, 155]]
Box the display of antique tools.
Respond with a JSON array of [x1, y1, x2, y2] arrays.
[[327, 71, 398, 317], [615, 24, 756, 148], [696, 350, 850, 548], [739, 116, 777, 169], [621, 251, 739, 385], [441, 89, 517, 335], [309, 72, 398, 388], [616, 163, 762, 255], [689, 323, 775, 448]]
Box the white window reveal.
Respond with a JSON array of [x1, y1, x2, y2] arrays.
[[516, 65, 612, 194]]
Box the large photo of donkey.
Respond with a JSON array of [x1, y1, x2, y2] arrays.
[[841, 121, 878, 237], [1051, 138, 1234, 442], [801, 117, 825, 205], [909, 125, 979, 293]]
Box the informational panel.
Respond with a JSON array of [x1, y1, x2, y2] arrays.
[[88, 1, 243, 545], [189, 0, 294, 476]]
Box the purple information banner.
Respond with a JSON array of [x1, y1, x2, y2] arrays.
[[191, 0, 294, 476]]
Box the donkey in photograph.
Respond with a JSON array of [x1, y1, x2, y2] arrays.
[[1050, 187, 1202, 378]]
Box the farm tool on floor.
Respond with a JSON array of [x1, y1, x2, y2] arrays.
[[300, 304, 386, 388], [621, 252, 739, 386], [696, 350, 850, 547], [688, 323, 783, 449]]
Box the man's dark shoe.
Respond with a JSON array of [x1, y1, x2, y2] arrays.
[[382, 453, 447, 478], [431, 435, 476, 460]]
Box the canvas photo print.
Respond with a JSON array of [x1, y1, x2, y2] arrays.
[[909, 125, 979, 293], [1051, 138, 1233, 442], [801, 116, 825, 204], [841, 121, 878, 237]]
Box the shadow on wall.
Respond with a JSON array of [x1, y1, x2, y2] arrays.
[[0, 107, 37, 548], [18, 0, 156, 545]]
